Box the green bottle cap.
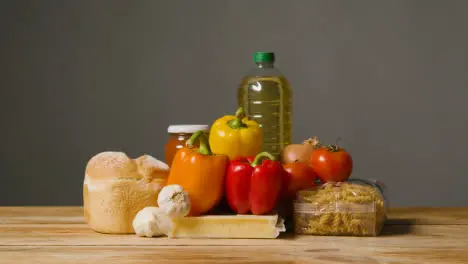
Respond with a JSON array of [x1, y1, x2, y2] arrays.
[[254, 52, 275, 63]]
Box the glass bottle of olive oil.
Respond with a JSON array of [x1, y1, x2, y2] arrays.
[[237, 52, 292, 157]]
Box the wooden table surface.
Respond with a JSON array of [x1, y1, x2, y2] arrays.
[[0, 207, 467, 264]]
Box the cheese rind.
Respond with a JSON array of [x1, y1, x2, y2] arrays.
[[167, 214, 285, 239]]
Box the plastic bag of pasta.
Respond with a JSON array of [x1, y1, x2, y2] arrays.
[[293, 179, 387, 237]]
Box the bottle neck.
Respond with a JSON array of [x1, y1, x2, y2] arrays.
[[256, 62, 275, 69]]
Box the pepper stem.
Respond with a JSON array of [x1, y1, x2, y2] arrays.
[[250, 151, 276, 166], [227, 107, 248, 129], [186, 130, 212, 155]]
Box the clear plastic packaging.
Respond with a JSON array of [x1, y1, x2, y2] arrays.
[[293, 179, 387, 237]]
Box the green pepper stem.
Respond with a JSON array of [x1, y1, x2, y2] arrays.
[[227, 107, 248, 129], [251, 151, 276, 166], [186, 130, 212, 155]]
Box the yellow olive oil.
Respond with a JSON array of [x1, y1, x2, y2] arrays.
[[237, 53, 292, 157]]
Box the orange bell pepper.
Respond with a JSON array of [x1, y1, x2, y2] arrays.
[[167, 130, 229, 216]]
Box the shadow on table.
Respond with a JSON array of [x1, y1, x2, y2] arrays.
[[280, 221, 415, 238], [279, 232, 296, 240], [380, 219, 415, 236]]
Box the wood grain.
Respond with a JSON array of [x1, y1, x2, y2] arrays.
[[386, 207, 468, 225], [0, 207, 467, 263], [0, 207, 83, 224], [2, 206, 467, 225], [1, 224, 467, 246], [1, 244, 467, 264]]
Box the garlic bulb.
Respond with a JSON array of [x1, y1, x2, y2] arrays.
[[157, 184, 191, 218], [132, 207, 171, 237]]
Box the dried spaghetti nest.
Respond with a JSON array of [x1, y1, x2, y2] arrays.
[[294, 179, 387, 236]]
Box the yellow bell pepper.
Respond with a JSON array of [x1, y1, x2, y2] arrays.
[[209, 107, 262, 159]]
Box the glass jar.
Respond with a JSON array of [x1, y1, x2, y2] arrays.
[[165, 125, 210, 167]]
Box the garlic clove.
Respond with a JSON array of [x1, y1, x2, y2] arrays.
[[157, 184, 191, 218], [132, 207, 171, 238]]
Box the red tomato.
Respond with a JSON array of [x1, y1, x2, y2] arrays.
[[282, 162, 317, 198], [310, 145, 353, 182]]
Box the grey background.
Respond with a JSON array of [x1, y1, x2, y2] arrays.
[[1, 0, 467, 206]]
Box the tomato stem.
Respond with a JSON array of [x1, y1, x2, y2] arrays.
[[326, 144, 340, 152], [324, 137, 344, 152]]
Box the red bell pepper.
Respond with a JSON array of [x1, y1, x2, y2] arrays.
[[225, 152, 287, 215]]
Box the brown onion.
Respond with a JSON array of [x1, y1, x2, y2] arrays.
[[280, 137, 320, 164]]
